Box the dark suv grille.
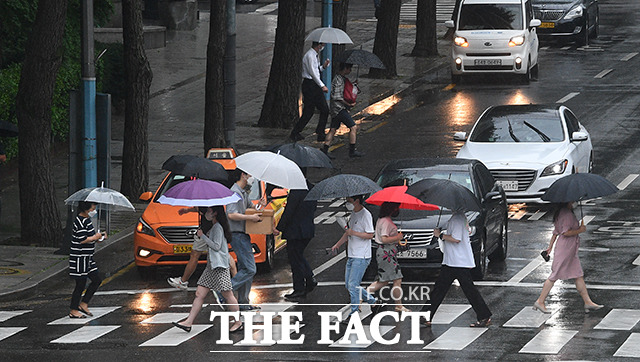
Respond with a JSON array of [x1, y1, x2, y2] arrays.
[[490, 169, 537, 192], [397, 229, 435, 248], [158, 226, 198, 244], [535, 10, 565, 21]]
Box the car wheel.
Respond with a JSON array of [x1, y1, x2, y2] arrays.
[[531, 62, 539, 81], [451, 72, 461, 84], [471, 235, 487, 281], [488, 217, 508, 262], [592, 11, 599, 38], [521, 58, 531, 84], [258, 235, 275, 273], [137, 265, 156, 280], [578, 18, 589, 46]]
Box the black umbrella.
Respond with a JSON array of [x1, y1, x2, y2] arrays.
[[406, 178, 482, 212], [265, 143, 333, 169], [541, 173, 618, 203], [0, 120, 18, 137], [305, 174, 381, 201], [162, 155, 229, 183], [334, 49, 385, 69]]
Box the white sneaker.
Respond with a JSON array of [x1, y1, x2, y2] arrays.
[[167, 277, 188, 290]]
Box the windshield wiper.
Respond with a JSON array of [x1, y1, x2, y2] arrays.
[[523, 121, 551, 142], [507, 118, 520, 142]]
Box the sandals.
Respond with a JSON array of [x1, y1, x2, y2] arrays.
[[78, 306, 94, 317], [172, 321, 192, 333], [69, 313, 87, 319], [470, 318, 491, 328]]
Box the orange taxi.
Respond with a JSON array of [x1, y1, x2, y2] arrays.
[[134, 148, 288, 275]]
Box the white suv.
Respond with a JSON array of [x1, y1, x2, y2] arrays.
[[446, 0, 541, 83]]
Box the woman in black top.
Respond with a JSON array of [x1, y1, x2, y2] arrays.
[[69, 201, 106, 318]]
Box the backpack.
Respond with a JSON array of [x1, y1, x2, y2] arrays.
[[343, 76, 358, 104]]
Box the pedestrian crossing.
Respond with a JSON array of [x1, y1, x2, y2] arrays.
[[400, 0, 457, 24], [2, 303, 640, 357]]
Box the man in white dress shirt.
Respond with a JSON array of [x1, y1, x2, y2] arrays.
[[291, 42, 331, 142]]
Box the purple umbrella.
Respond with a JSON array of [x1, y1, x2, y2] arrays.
[[157, 179, 240, 207]]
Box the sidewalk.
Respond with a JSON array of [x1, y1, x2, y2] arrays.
[[0, 8, 451, 301]]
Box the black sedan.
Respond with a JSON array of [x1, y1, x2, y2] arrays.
[[369, 158, 509, 280], [532, 0, 599, 45]]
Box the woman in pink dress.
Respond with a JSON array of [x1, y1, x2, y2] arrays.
[[533, 202, 603, 314]]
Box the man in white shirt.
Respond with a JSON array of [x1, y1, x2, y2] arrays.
[[291, 42, 331, 142], [422, 210, 492, 327]]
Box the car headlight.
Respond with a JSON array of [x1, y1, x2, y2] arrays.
[[564, 5, 583, 20], [541, 159, 568, 177], [136, 217, 155, 236], [454, 36, 469, 47], [509, 35, 525, 47]]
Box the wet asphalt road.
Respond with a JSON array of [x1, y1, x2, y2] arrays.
[[3, 0, 640, 360]]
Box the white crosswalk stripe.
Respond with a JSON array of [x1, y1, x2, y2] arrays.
[[431, 304, 470, 324], [503, 307, 553, 328], [51, 326, 120, 344], [0, 327, 26, 342], [595, 309, 640, 330], [47, 306, 121, 325], [400, 0, 457, 23], [330, 325, 395, 348], [140, 312, 189, 324], [424, 326, 487, 350], [0, 310, 31, 322], [234, 324, 306, 346], [519, 329, 577, 354], [614, 333, 640, 358], [139, 325, 212, 347]]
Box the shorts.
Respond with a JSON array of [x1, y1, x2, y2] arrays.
[[330, 109, 356, 129], [192, 235, 207, 252]]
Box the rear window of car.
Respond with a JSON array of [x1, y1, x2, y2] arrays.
[[470, 109, 565, 143], [459, 4, 524, 30], [376, 169, 474, 194]]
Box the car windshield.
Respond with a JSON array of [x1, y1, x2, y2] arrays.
[[532, 0, 574, 3], [470, 109, 565, 143], [459, 4, 523, 30]]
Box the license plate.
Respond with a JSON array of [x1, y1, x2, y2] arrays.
[[474, 59, 502, 66], [173, 244, 192, 254], [397, 248, 428, 259], [496, 180, 519, 192], [540, 22, 555, 28]]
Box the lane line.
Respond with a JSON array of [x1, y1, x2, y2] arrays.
[[594, 69, 613, 79], [506, 259, 543, 284], [617, 174, 639, 190], [51, 326, 120, 344], [556, 92, 580, 103], [519, 329, 577, 354], [621, 52, 638, 61], [313, 251, 346, 276]]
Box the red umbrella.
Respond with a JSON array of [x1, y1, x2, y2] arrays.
[[365, 186, 440, 211]]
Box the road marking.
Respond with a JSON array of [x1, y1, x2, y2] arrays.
[[102, 262, 135, 287], [0, 310, 31, 322], [329, 199, 345, 208], [139, 325, 212, 347], [254, 3, 278, 14], [425, 327, 487, 350], [140, 313, 189, 324], [556, 92, 580, 103], [503, 306, 553, 328], [329, 325, 394, 348], [442, 84, 455, 91], [252, 303, 296, 323], [48, 306, 121, 325], [51, 326, 120, 344], [614, 333, 640, 357], [633, 255, 640, 266], [506, 259, 543, 284], [431, 304, 470, 324], [365, 121, 388, 133], [561, 46, 571, 50], [581, 215, 595, 225], [314, 211, 336, 224], [0, 327, 26, 342], [509, 210, 526, 220], [540, 46, 549, 50], [235, 323, 306, 346], [519, 329, 577, 354], [594, 69, 613, 79], [595, 309, 640, 330], [528, 210, 547, 221], [313, 251, 346, 276], [621, 52, 638, 61], [617, 174, 639, 190]]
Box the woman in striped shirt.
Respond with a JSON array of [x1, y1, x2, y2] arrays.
[[69, 201, 106, 318]]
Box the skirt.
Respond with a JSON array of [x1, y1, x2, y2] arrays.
[[376, 243, 403, 282], [197, 265, 233, 291]]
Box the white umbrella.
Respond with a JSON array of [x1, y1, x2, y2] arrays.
[[234, 151, 308, 190], [65, 183, 135, 211], [305, 27, 353, 44]]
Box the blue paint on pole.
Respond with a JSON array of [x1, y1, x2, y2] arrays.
[[322, 0, 333, 101], [82, 78, 97, 187]]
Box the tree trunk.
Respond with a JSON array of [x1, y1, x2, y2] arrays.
[[204, 0, 226, 151], [16, 0, 67, 247], [121, 0, 152, 199], [257, 0, 306, 128], [331, 0, 350, 78], [369, 0, 401, 78], [411, 0, 438, 57]]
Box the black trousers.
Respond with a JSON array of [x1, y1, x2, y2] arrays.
[[70, 270, 102, 310], [286, 238, 314, 292], [291, 79, 329, 136], [422, 265, 492, 322]]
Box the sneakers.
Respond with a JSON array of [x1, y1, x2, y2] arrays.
[[290, 132, 304, 142], [349, 149, 365, 158], [321, 146, 336, 160], [167, 277, 188, 290]]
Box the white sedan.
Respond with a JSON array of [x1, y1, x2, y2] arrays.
[[455, 104, 593, 203]]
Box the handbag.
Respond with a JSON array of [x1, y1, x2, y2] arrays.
[[343, 76, 358, 104], [397, 237, 410, 252]]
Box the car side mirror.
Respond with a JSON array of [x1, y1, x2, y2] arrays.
[[530, 19, 541, 27], [484, 191, 503, 203], [571, 131, 588, 142], [139, 191, 153, 202], [453, 131, 467, 141], [445, 20, 455, 29]]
